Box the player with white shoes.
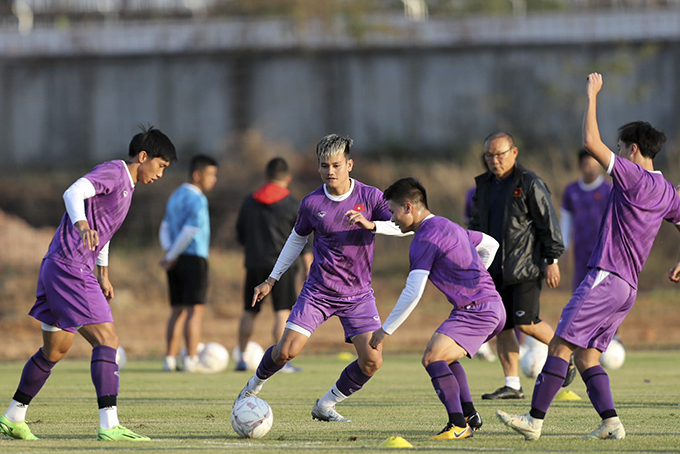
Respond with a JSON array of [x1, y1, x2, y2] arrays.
[[234, 134, 408, 422], [498, 73, 680, 441]]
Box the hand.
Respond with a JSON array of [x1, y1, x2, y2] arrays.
[[75, 220, 99, 252], [159, 257, 177, 271], [344, 210, 375, 230], [252, 280, 274, 307], [545, 263, 561, 288], [586, 72, 603, 98], [369, 328, 389, 349], [668, 261, 680, 283], [99, 277, 114, 303]]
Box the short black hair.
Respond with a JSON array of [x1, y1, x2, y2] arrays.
[[383, 177, 428, 210], [578, 148, 591, 164], [265, 157, 290, 181], [484, 131, 514, 149], [190, 154, 218, 176], [129, 124, 177, 162], [617, 121, 666, 160]]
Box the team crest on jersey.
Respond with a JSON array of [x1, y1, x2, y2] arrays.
[[317, 211, 327, 218], [353, 204, 365, 212]]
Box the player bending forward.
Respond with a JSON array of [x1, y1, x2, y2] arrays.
[[498, 73, 680, 440], [0, 126, 177, 441], [368, 178, 506, 440], [234, 134, 409, 422]]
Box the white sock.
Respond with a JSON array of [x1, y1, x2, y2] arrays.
[[317, 384, 347, 408], [99, 406, 120, 430], [5, 400, 28, 423], [247, 375, 267, 394], [505, 376, 521, 390]]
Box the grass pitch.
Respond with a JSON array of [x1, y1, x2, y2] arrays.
[[0, 350, 679, 453]]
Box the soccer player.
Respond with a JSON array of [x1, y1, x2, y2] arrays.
[[560, 149, 612, 291], [159, 155, 218, 372], [0, 126, 177, 441], [235, 157, 312, 373], [498, 73, 680, 440], [234, 134, 407, 422], [368, 178, 505, 440]]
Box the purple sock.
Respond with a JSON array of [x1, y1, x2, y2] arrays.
[[426, 361, 463, 415], [255, 346, 285, 380], [335, 361, 372, 397], [582, 365, 617, 419], [529, 356, 569, 420], [449, 361, 473, 410], [14, 349, 57, 404], [91, 346, 119, 409]]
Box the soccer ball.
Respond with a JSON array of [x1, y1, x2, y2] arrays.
[[232, 342, 265, 371], [180, 342, 206, 362], [199, 342, 229, 373], [231, 396, 273, 439], [520, 347, 548, 378], [600, 339, 626, 370], [116, 346, 127, 370], [475, 342, 497, 362]]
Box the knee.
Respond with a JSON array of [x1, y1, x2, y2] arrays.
[[272, 343, 297, 363], [98, 333, 119, 349], [421, 350, 438, 368], [359, 353, 383, 376], [42, 346, 68, 363]]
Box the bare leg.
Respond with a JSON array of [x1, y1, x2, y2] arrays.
[[184, 304, 205, 357]]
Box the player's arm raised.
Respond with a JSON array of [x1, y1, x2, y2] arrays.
[[582, 72, 613, 169]]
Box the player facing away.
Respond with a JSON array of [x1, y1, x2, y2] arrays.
[[234, 134, 408, 422], [0, 126, 177, 442], [368, 178, 506, 440], [560, 149, 612, 291], [498, 73, 680, 440], [160, 155, 218, 372]]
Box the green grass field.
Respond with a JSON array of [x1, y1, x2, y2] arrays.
[[0, 350, 679, 453]]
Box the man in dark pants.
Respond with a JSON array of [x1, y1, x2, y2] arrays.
[[236, 157, 312, 372], [470, 132, 574, 400]]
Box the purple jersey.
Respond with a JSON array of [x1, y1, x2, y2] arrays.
[[409, 216, 499, 310], [45, 161, 135, 271], [588, 155, 680, 288], [294, 179, 391, 297], [562, 177, 612, 288]]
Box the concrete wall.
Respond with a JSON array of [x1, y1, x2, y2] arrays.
[[1, 10, 679, 165]]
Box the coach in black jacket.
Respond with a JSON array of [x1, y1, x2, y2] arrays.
[[235, 157, 312, 372], [470, 132, 571, 401]]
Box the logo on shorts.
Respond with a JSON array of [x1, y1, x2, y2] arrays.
[[123, 190, 128, 197], [515, 310, 526, 317], [373, 316, 380, 321], [318, 211, 327, 218]]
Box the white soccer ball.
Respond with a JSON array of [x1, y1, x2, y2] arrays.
[[231, 396, 273, 439], [475, 342, 497, 362], [600, 339, 626, 370], [116, 346, 127, 370], [180, 342, 206, 362], [520, 347, 548, 378], [199, 342, 229, 373], [232, 342, 265, 371]]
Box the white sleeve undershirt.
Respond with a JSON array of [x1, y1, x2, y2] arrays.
[[475, 232, 499, 270], [382, 270, 429, 335], [96, 241, 110, 267], [63, 177, 96, 224], [159, 220, 172, 252], [373, 220, 414, 237], [269, 229, 310, 281], [164, 225, 201, 262], [559, 208, 573, 251]]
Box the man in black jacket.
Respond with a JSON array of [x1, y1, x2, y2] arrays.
[[470, 132, 573, 400], [235, 158, 312, 372]]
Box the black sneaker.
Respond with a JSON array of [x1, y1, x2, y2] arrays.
[[562, 355, 577, 387], [481, 386, 524, 400], [466, 411, 483, 431]]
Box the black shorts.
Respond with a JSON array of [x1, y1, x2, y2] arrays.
[[491, 274, 542, 330], [244, 268, 297, 314], [167, 255, 208, 307]]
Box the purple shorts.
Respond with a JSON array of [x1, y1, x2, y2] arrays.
[[288, 285, 382, 343], [435, 299, 506, 358], [556, 268, 636, 352], [29, 258, 113, 333]]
